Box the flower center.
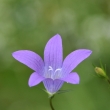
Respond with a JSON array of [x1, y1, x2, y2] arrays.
[[45, 66, 62, 80]]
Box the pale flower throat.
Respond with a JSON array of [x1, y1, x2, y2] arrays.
[[44, 66, 62, 80]]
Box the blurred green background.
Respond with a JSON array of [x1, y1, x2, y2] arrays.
[[0, 0, 110, 110]]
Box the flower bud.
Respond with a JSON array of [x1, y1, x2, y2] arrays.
[[95, 67, 107, 78]]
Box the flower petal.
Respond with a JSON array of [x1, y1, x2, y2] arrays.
[[43, 78, 64, 94], [28, 72, 45, 87], [62, 49, 92, 77], [44, 34, 63, 70], [12, 50, 44, 74], [62, 72, 80, 84]]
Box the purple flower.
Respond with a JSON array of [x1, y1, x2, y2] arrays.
[[12, 34, 92, 95]]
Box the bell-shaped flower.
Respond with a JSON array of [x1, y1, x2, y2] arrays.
[[12, 34, 92, 95]]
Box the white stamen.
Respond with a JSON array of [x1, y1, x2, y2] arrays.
[[54, 68, 61, 73], [49, 66, 53, 71], [45, 66, 62, 80], [54, 68, 62, 79]]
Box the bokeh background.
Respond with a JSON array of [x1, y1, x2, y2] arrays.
[[0, 0, 110, 110]]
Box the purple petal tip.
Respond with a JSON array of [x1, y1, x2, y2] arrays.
[[52, 34, 62, 40], [88, 49, 92, 54], [12, 50, 23, 58]]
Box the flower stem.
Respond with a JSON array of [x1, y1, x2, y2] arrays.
[[49, 95, 55, 110], [107, 79, 110, 84]]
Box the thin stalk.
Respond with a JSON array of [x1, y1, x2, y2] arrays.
[[49, 95, 55, 110], [107, 79, 110, 84]]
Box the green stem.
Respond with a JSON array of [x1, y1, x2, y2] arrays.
[[105, 76, 110, 84], [107, 79, 110, 84], [49, 95, 55, 110]]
